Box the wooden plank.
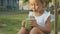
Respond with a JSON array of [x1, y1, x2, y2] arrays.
[[54, 0, 58, 34]]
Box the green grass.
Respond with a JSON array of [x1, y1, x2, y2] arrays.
[[0, 13, 60, 34], [0, 14, 28, 34]]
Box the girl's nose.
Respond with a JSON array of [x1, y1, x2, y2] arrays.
[[33, 4, 35, 9]]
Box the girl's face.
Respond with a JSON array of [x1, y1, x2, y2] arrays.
[[29, 0, 45, 12]]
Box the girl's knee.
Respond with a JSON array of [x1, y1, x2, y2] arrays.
[[17, 27, 27, 34], [29, 27, 39, 34], [30, 27, 44, 34], [31, 27, 39, 31], [20, 27, 26, 31]]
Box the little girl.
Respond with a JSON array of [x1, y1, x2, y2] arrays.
[[18, 0, 52, 34]]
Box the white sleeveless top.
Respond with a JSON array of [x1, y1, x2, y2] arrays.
[[28, 11, 50, 27]]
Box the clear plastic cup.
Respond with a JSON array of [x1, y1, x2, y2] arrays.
[[25, 16, 35, 30]]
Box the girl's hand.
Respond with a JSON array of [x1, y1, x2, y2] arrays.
[[21, 20, 25, 27], [29, 20, 38, 27]]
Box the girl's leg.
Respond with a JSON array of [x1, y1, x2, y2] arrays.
[[17, 27, 26, 34], [17, 27, 29, 34], [29, 27, 44, 34]]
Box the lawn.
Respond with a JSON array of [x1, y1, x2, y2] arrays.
[[0, 14, 28, 34], [0, 11, 60, 34]]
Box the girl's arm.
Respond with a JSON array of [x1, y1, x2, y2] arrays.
[[37, 16, 52, 32]]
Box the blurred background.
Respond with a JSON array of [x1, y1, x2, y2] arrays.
[[0, 0, 60, 34]]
